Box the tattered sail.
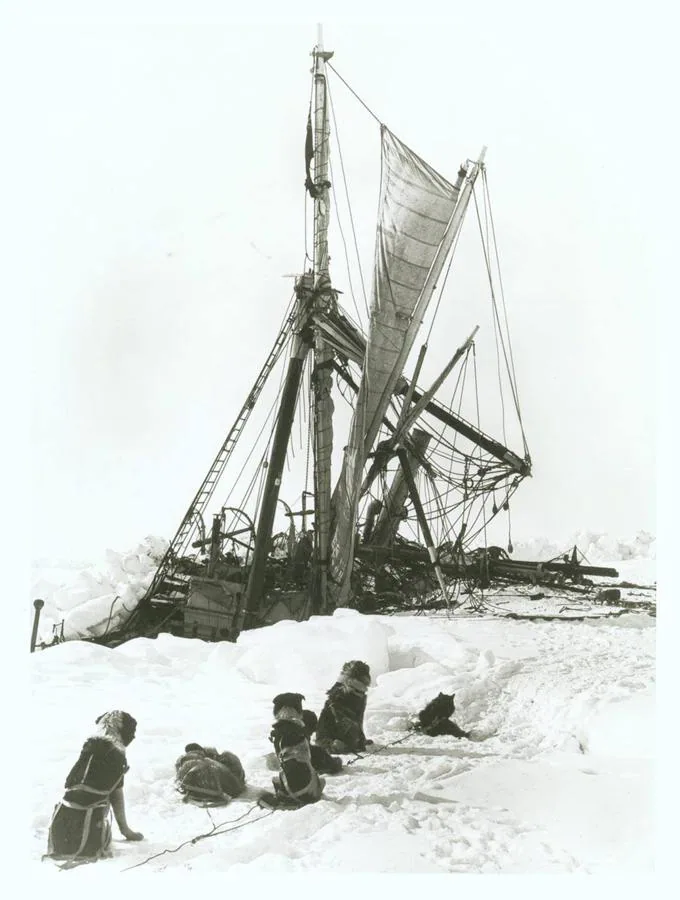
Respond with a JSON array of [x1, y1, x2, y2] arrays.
[[328, 126, 466, 604], [98, 38, 545, 651]]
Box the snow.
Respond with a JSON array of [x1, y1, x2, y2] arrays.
[[29, 559, 656, 875], [30, 536, 169, 644], [511, 530, 656, 565]]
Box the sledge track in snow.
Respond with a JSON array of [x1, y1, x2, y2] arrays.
[[30, 609, 654, 874]]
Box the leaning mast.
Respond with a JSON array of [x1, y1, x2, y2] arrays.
[[309, 26, 335, 614], [243, 28, 334, 622]]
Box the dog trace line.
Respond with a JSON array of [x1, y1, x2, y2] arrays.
[[120, 733, 416, 872], [344, 732, 414, 765], [120, 803, 271, 872]]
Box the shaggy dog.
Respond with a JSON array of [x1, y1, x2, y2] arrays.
[[302, 710, 343, 774], [46, 710, 143, 862], [315, 661, 372, 754], [260, 692, 325, 809], [175, 743, 246, 806], [413, 692, 470, 738], [264, 708, 343, 775]]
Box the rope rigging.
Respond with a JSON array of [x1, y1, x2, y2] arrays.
[[327, 76, 370, 323], [471, 182, 528, 456], [482, 169, 528, 457], [326, 62, 384, 127], [137, 58, 532, 628]]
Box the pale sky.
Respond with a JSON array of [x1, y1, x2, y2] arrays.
[[8, 0, 664, 562]]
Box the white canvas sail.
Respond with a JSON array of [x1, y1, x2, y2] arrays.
[[329, 126, 465, 603]]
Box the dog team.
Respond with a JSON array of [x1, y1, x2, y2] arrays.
[[45, 659, 470, 863]]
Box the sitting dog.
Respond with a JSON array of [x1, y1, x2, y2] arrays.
[[413, 692, 470, 738], [315, 660, 373, 754], [264, 708, 343, 775], [260, 692, 325, 809], [46, 710, 143, 862], [175, 743, 246, 806], [302, 710, 343, 774]]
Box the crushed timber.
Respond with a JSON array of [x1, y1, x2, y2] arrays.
[[33, 35, 655, 651]]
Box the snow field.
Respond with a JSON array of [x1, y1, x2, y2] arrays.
[[30, 605, 655, 874]]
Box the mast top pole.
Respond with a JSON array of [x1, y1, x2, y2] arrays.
[[312, 24, 334, 64]]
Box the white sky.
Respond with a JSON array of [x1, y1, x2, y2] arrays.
[[6, 0, 666, 562]]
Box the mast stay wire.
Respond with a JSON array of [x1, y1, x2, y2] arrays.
[[326, 62, 383, 127], [317, 62, 528, 558], [320, 61, 524, 462], [424, 214, 465, 345], [482, 169, 529, 458], [471, 185, 525, 450], [327, 154, 368, 327], [327, 77, 371, 322], [215, 289, 297, 515], [472, 343, 490, 555], [221, 314, 293, 512], [475, 183, 508, 447], [226, 367, 287, 516]]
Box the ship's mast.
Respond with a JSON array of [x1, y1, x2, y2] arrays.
[[312, 25, 332, 274], [242, 28, 334, 624], [310, 25, 335, 613]]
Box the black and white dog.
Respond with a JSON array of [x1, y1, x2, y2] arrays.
[[46, 710, 143, 862], [315, 661, 373, 754], [302, 710, 343, 774], [260, 693, 325, 809]]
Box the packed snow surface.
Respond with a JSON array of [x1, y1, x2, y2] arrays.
[[30, 598, 655, 874]]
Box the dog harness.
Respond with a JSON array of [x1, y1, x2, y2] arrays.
[[46, 754, 125, 862], [176, 761, 233, 806], [269, 725, 323, 802], [277, 740, 319, 799], [60, 753, 126, 810]]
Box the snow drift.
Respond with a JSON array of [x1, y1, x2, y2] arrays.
[[30, 536, 169, 643], [511, 529, 656, 564], [30, 607, 655, 873]]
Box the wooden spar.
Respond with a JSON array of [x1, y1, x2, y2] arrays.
[[354, 543, 620, 581], [244, 31, 337, 623], [317, 309, 529, 476], [322, 329, 528, 478], [394, 382, 530, 476], [396, 343, 428, 433], [355, 327, 476, 503], [393, 326, 479, 442], [310, 31, 335, 614], [370, 429, 431, 548], [396, 448, 451, 605], [242, 277, 313, 625]]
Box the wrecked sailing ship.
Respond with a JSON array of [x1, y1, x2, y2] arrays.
[[90, 32, 617, 647]]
